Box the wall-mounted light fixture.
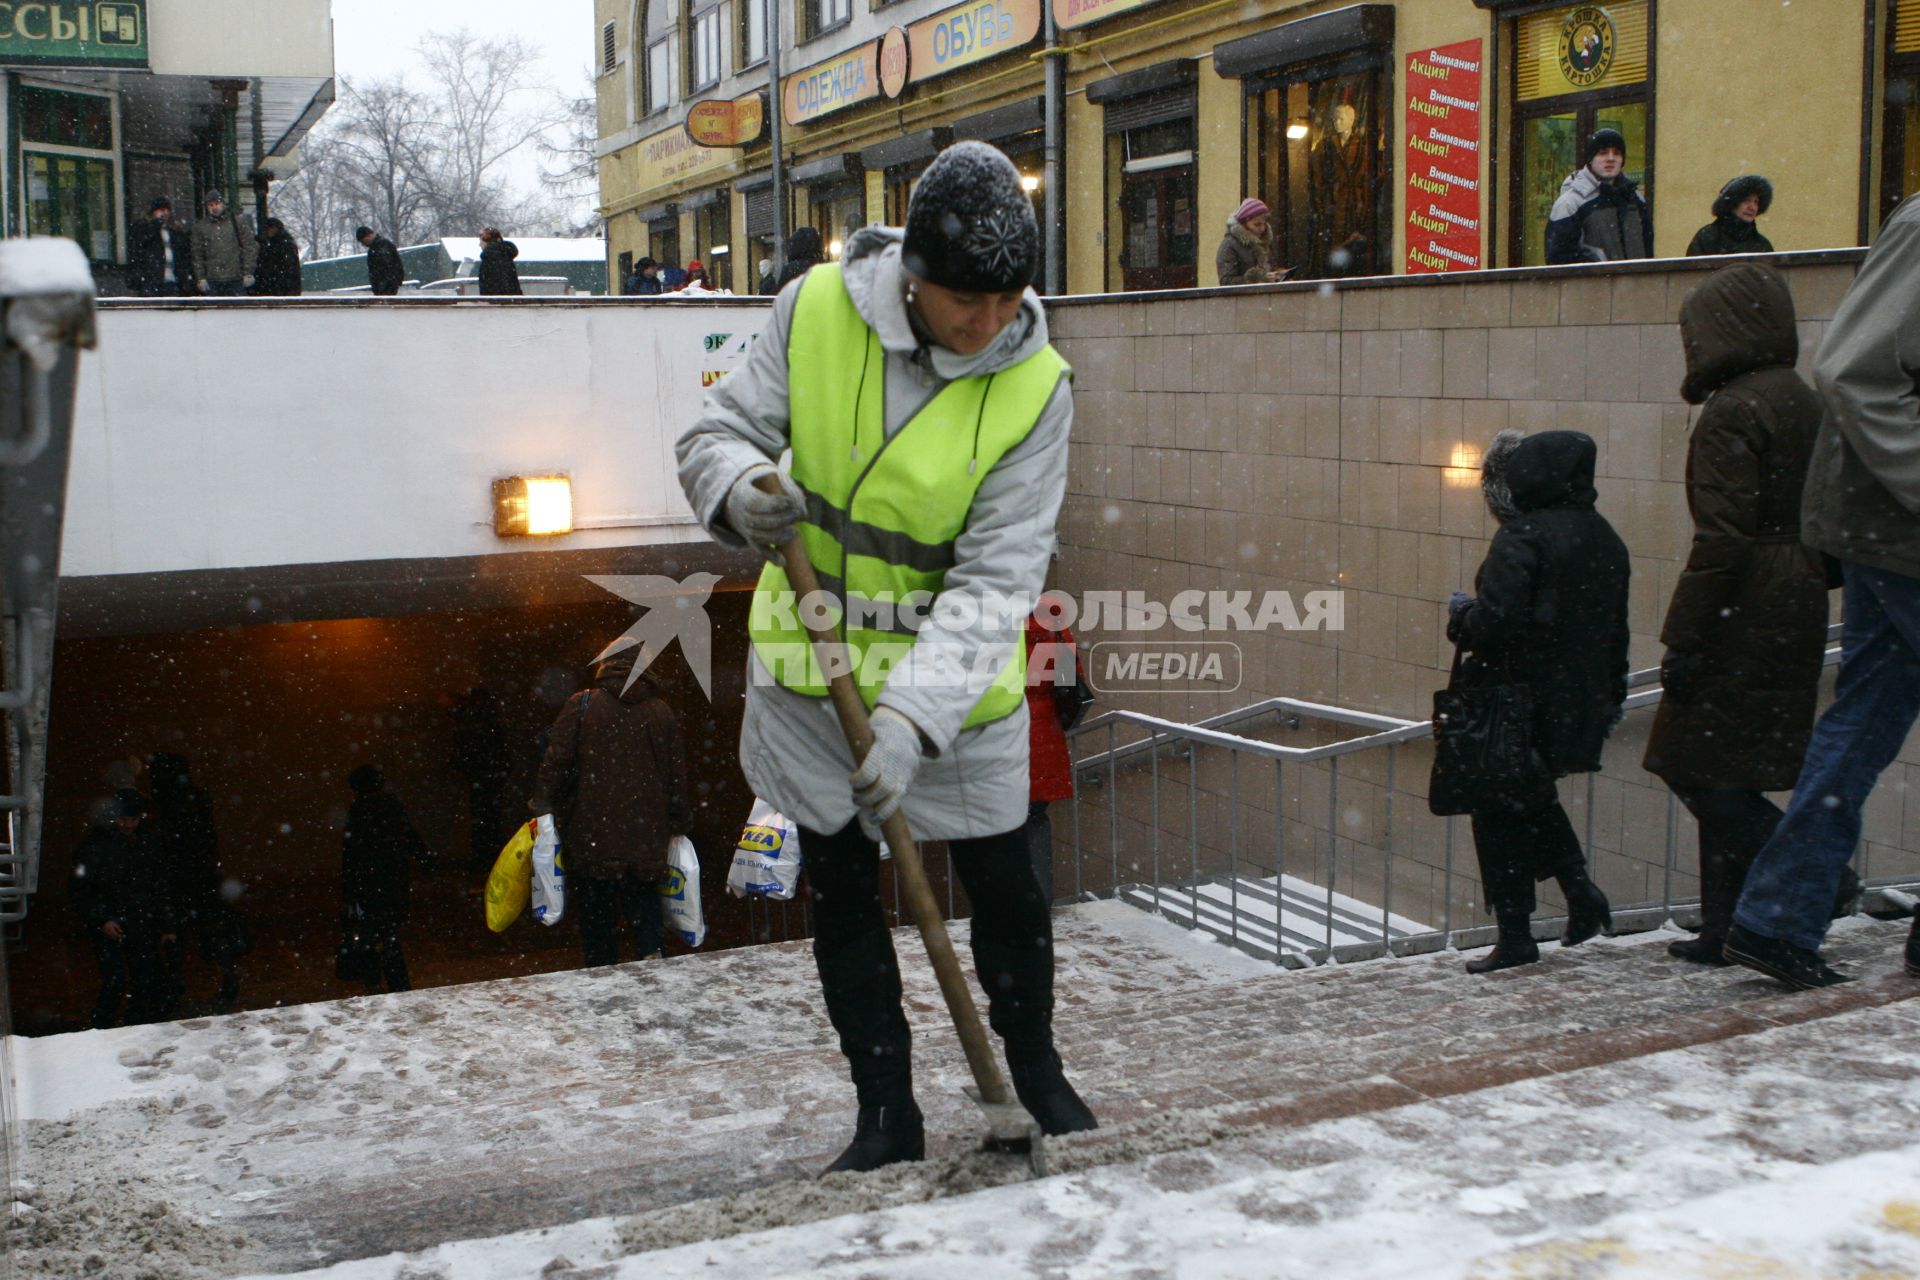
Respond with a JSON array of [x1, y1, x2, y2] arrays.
[[1286, 118, 1310, 141], [1443, 443, 1482, 488], [828, 238, 844, 258], [492, 475, 574, 536], [709, 243, 731, 256], [1020, 173, 1041, 193]]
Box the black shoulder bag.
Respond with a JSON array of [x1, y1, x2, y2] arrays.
[[1427, 648, 1550, 817]]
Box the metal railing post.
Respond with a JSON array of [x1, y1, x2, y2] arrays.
[[1325, 758, 1339, 960], [1383, 745, 1396, 950], [1149, 729, 1162, 916], [1274, 759, 1285, 966], [1229, 751, 1240, 952], [1107, 720, 1119, 894], [1663, 790, 1679, 920]]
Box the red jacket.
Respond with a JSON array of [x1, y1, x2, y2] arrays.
[[1024, 611, 1077, 803]]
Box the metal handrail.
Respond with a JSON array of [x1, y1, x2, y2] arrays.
[[1061, 623, 1899, 969]]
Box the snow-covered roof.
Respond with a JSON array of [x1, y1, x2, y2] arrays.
[[441, 237, 607, 263]]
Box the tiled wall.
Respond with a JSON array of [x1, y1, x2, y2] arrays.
[[1040, 254, 1919, 932]]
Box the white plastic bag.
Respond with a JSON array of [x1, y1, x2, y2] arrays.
[[660, 834, 706, 947], [727, 798, 803, 900], [530, 813, 565, 925]]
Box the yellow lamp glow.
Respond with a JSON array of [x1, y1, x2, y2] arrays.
[[1286, 118, 1310, 141], [1443, 443, 1483, 489], [492, 475, 574, 536], [1020, 174, 1041, 193]]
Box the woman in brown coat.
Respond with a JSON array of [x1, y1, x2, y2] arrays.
[[1643, 264, 1835, 965], [530, 648, 692, 966]]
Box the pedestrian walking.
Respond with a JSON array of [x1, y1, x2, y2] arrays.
[[1642, 264, 1839, 966], [1546, 128, 1653, 265], [477, 227, 523, 296], [127, 197, 188, 297], [676, 140, 1095, 1174], [70, 790, 177, 1028], [1726, 194, 1920, 989], [253, 218, 303, 296], [1687, 175, 1776, 257], [1442, 430, 1629, 973], [340, 765, 421, 994], [190, 191, 257, 295], [357, 225, 404, 296], [773, 226, 825, 292], [1215, 197, 1289, 285], [528, 647, 691, 968], [1023, 595, 1088, 903], [148, 752, 238, 1008]]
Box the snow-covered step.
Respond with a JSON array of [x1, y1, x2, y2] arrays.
[[1119, 873, 1432, 963]]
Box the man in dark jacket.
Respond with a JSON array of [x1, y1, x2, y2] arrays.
[[1545, 128, 1652, 265], [1445, 429, 1630, 973], [358, 225, 405, 295], [1728, 195, 1920, 989], [148, 752, 238, 1009], [341, 765, 421, 993], [624, 256, 663, 295], [1642, 265, 1837, 966], [1687, 175, 1775, 257], [127, 197, 188, 296], [477, 227, 523, 296], [70, 790, 177, 1027], [191, 191, 258, 294], [253, 218, 303, 295], [773, 227, 825, 292], [528, 647, 691, 968]]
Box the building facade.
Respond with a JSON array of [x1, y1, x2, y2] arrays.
[[597, 0, 1917, 295], [1, 0, 335, 290]]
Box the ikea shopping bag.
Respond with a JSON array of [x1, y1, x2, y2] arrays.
[[726, 798, 803, 900], [485, 819, 537, 932], [530, 813, 566, 926], [660, 834, 707, 947]]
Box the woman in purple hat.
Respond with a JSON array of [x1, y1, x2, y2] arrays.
[[1216, 197, 1291, 286]]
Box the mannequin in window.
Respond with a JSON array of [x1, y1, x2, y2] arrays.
[[1309, 92, 1375, 277]]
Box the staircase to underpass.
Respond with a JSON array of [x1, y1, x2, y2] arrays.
[[12, 899, 1920, 1278]]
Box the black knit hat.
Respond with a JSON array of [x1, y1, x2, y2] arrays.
[[1712, 174, 1774, 219], [356, 225, 375, 241], [149, 196, 172, 214], [1587, 128, 1627, 163], [902, 141, 1038, 293]]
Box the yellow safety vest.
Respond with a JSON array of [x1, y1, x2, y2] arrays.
[[748, 264, 1068, 728]]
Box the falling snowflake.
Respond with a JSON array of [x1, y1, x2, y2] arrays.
[[962, 207, 1028, 279]]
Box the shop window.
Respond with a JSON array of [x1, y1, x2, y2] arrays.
[[1508, 0, 1652, 266], [688, 1, 723, 92], [740, 0, 767, 68], [1246, 62, 1386, 279], [812, 186, 865, 257], [1883, 0, 1920, 225], [647, 39, 674, 113], [808, 0, 852, 39], [17, 86, 113, 150], [1108, 117, 1196, 291], [650, 219, 681, 270], [27, 153, 117, 262]]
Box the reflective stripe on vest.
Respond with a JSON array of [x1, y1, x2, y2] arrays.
[[748, 263, 1069, 728]]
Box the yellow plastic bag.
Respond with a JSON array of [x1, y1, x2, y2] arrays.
[[485, 819, 538, 933]]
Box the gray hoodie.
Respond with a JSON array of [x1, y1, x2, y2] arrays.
[[676, 227, 1073, 840]]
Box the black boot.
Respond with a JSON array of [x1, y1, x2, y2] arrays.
[[1668, 935, 1733, 967], [823, 1098, 925, 1174], [1007, 1045, 1097, 1136], [1558, 871, 1613, 947], [1724, 923, 1852, 990], [1466, 911, 1540, 974]]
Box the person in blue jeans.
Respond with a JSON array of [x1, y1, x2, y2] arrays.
[[1726, 193, 1920, 990]]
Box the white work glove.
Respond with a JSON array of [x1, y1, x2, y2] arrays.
[[850, 706, 926, 837], [243, 274, 255, 288], [724, 465, 806, 562], [197, 280, 209, 293]]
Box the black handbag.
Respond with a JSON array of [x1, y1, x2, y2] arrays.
[[1052, 649, 1094, 733], [1427, 649, 1551, 817]]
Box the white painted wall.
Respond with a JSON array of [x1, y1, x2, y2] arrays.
[[62, 300, 770, 577]]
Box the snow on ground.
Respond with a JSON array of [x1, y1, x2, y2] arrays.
[[11, 902, 1920, 1280]]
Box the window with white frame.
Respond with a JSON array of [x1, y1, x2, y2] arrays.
[[807, 0, 851, 39], [647, 39, 672, 113], [690, 2, 723, 92], [740, 0, 766, 69]]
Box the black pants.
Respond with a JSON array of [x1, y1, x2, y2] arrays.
[[90, 928, 167, 1029], [1469, 789, 1589, 918], [365, 927, 412, 993], [573, 872, 664, 968], [1024, 801, 1056, 906], [801, 819, 1055, 1105], [1670, 787, 1780, 943]]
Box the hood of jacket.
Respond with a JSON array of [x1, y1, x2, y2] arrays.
[[1711, 174, 1774, 219], [1479, 429, 1525, 522], [1225, 218, 1269, 245], [840, 225, 1050, 380], [1678, 263, 1798, 404], [1504, 430, 1599, 513], [483, 240, 519, 260]]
